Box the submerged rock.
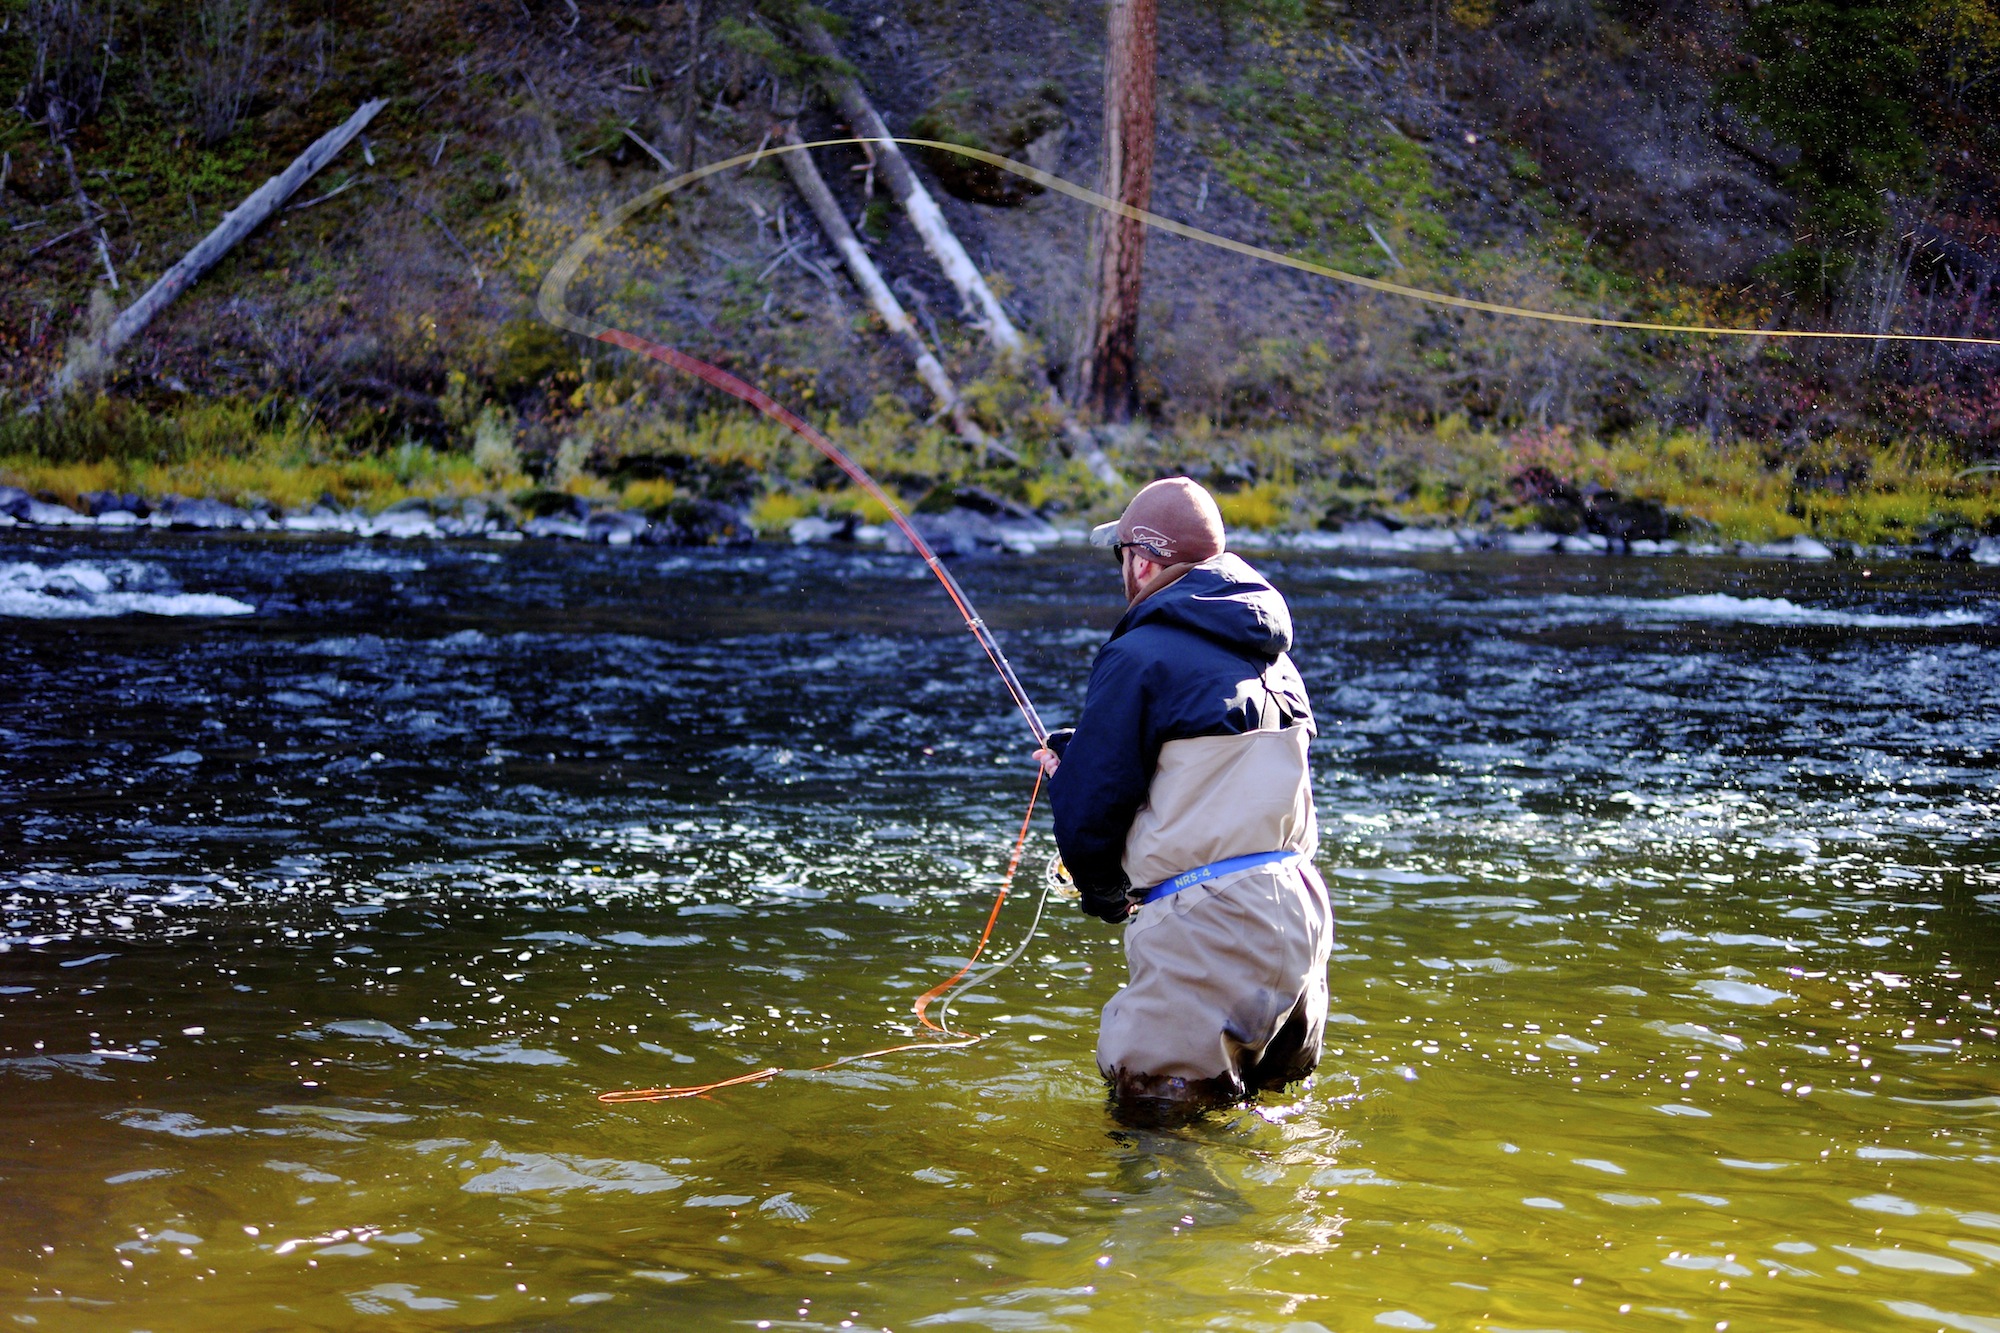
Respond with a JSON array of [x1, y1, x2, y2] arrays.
[[585, 510, 649, 546], [644, 499, 751, 546], [79, 491, 149, 518], [153, 495, 256, 530]]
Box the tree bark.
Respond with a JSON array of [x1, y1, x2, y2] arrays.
[[1073, 0, 1157, 423], [679, 0, 702, 174], [793, 22, 1026, 365], [779, 129, 1006, 458], [48, 98, 386, 398]]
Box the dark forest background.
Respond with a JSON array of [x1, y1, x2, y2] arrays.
[[5, 0, 1999, 541]]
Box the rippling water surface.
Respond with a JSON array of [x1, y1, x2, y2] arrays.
[[3, 531, 1998, 1332]]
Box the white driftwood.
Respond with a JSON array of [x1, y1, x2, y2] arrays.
[[794, 27, 1120, 485], [795, 23, 1025, 364], [779, 129, 1006, 458], [49, 98, 387, 397]]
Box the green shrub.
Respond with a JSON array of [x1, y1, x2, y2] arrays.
[[0, 396, 186, 465]]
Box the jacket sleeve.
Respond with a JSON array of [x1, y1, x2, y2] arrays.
[[1049, 641, 1158, 921]]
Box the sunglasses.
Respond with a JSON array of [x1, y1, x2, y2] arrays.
[[1111, 538, 1170, 563]]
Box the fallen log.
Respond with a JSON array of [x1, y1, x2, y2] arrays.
[[790, 26, 1120, 486], [48, 98, 387, 398], [778, 127, 1011, 461], [794, 22, 1025, 365]]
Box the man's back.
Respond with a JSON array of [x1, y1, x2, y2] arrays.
[[1041, 499, 1335, 1124], [1050, 553, 1316, 917]]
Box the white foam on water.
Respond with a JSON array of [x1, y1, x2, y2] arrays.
[[1284, 525, 1470, 552], [0, 559, 253, 619], [1535, 592, 1986, 628], [1293, 564, 1426, 582], [1651, 593, 1983, 626], [298, 550, 429, 574]]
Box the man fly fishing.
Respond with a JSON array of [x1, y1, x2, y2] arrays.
[[1036, 478, 1333, 1126]]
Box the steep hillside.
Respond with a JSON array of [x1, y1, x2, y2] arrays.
[[3, 0, 1998, 542]]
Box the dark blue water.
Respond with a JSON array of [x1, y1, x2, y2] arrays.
[[3, 530, 1997, 1331]]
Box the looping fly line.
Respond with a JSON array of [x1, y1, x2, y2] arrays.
[[550, 135, 1993, 1110], [541, 135, 2000, 350]]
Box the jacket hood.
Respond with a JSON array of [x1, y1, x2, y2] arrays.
[[1110, 553, 1293, 658]]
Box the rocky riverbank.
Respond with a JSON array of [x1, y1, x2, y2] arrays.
[[7, 481, 1998, 566]]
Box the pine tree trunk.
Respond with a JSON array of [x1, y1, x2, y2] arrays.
[[1073, 0, 1157, 423]]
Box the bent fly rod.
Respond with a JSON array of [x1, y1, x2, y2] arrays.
[[540, 158, 1066, 1102], [554, 334, 1056, 1101], [588, 328, 1049, 749]]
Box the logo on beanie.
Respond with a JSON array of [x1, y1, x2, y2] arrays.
[[1128, 524, 1176, 560]]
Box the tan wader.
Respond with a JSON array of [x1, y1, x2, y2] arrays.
[[1097, 859, 1332, 1113], [1094, 726, 1332, 1119]]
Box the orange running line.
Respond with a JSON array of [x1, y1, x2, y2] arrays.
[[597, 770, 1042, 1105], [598, 1040, 981, 1104], [914, 768, 1042, 1033]]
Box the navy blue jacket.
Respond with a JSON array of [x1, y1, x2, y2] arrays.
[[1048, 555, 1313, 921]]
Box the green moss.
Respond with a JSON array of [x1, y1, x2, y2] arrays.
[[487, 319, 579, 398], [1212, 75, 1450, 279]]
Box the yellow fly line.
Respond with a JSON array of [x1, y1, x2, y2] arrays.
[[540, 135, 2000, 348]]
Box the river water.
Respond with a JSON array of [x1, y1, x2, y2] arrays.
[[2, 531, 1997, 1332]]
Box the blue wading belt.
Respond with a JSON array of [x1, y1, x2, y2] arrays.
[[1140, 850, 1304, 906]]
